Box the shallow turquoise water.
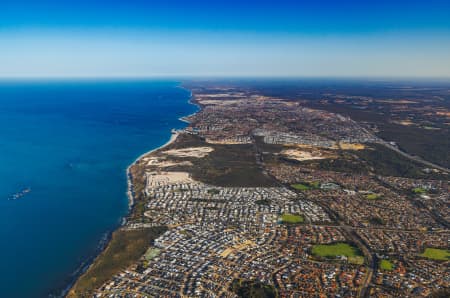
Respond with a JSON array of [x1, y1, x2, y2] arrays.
[[0, 80, 195, 297]]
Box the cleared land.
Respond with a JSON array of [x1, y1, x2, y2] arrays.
[[280, 148, 329, 161], [162, 146, 214, 158], [420, 248, 450, 261], [339, 143, 366, 150]]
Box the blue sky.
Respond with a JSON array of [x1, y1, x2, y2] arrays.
[[1, 0, 450, 77]]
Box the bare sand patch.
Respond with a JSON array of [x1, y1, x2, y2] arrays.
[[206, 138, 251, 145], [220, 240, 256, 258], [162, 147, 214, 158], [159, 161, 193, 168], [143, 156, 193, 168], [197, 93, 245, 98], [146, 171, 193, 187], [280, 149, 328, 161], [197, 99, 237, 106], [338, 143, 366, 150], [392, 120, 415, 126], [377, 99, 418, 104]]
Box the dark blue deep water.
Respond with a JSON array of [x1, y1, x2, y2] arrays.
[[0, 80, 195, 297]]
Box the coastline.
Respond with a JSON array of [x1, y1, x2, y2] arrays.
[[126, 85, 199, 212], [65, 85, 198, 297], [53, 231, 112, 298], [125, 130, 180, 212]]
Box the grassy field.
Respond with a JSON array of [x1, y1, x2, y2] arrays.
[[420, 248, 450, 261], [291, 181, 320, 191], [412, 187, 426, 194], [379, 259, 394, 271], [68, 226, 167, 297], [312, 243, 363, 263], [366, 193, 381, 200], [291, 183, 310, 190], [280, 213, 304, 224]]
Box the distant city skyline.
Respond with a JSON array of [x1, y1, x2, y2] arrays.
[[1, 0, 450, 78]]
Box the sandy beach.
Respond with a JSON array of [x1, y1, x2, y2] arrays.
[[125, 86, 199, 212], [126, 131, 180, 211]]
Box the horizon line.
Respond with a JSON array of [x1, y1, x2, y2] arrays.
[[1, 75, 450, 82]]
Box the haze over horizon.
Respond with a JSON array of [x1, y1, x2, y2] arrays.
[[1, 0, 450, 78]]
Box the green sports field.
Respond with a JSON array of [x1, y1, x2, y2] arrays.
[[365, 193, 381, 200], [420, 248, 450, 261], [312, 243, 363, 264], [280, 213, 304, 224], [291, 181, 320, 191], [379, 259, 394, 271], [412, 187, 426, 194]]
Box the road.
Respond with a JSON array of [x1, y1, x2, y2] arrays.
[[377, 141, 450, 173], [313, 200, 375, 298]]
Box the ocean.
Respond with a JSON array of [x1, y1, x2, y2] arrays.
[[0, 80, 196, 297]]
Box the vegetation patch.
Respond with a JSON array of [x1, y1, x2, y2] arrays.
[[379, 259, 395, 271], [369, 216, 385, 225], [280, 213, 304, 224], [365, 193, 381, 200], [420, 248, 450, 261], [429, 288, 450, 298], [301, 143, 447, 180], [179, 230, 193, 238], [291, 183, 310, 190], [255, 199, 271, 205], [291, 181, 320, 191], [412, 187, 426, 194], [173, 135, 276, 187], [354, 143, 449, 179], [312, 243, 363, 261], [348, 256, 365, 265], [144, 248, 161, 261], [230, 279, 277, 298], [207, 188, 220, 194], [68, 226, 167, 297]]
